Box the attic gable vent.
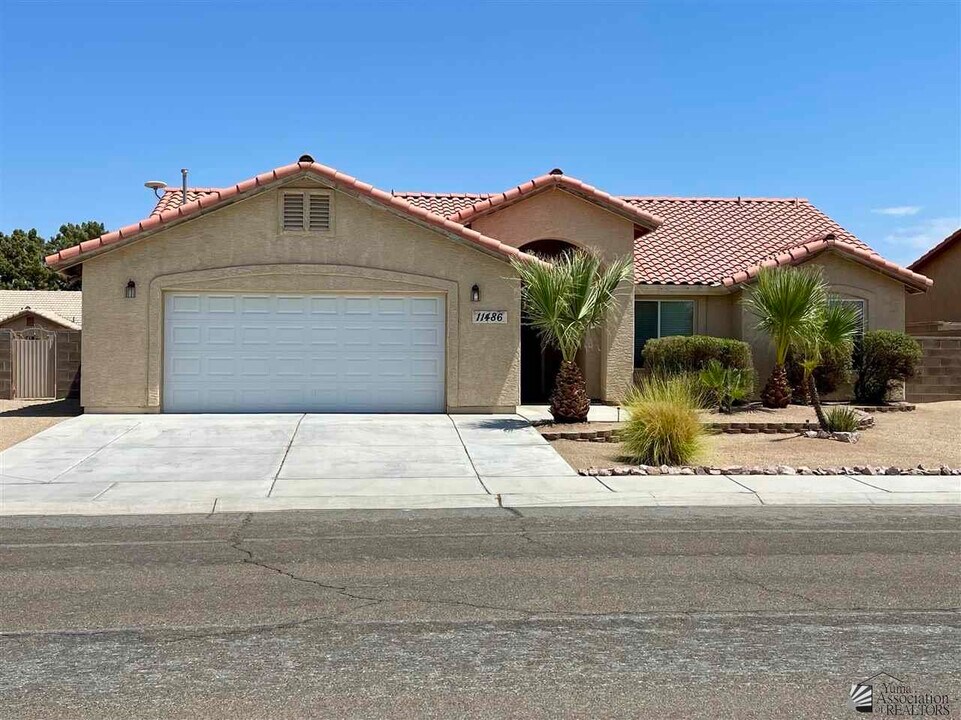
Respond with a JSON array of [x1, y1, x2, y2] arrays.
[[282, 191, 332, 232], [308, 193, 331, 230], [283, 192, 305, 231]]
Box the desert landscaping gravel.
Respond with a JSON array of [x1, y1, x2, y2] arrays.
[[552, 400, 961, 471]]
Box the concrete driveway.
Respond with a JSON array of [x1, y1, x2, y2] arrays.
[[0, 413, 605, 515]]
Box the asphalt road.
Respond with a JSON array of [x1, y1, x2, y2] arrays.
[[2, 506, 959, 719]]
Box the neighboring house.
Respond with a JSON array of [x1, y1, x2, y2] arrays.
[[0, 291, 82, 331], [44, 156, 932, 414], [0, 291, 82, 400], [905, 228, 961, 403], [906, 227, 961, 335]]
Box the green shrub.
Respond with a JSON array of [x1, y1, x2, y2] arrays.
[[854, 330, 922, 404], [699, 359, 751, 413], [786, 343, 853, 403], [622, 375, 706, 466], [642, 335, 753, 378], [826, 406, 860, 432]]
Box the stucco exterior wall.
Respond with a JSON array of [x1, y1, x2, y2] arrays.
[[471, 188, 638, 402], [906, 241, 960, 326], [79, 181, 521, 413]]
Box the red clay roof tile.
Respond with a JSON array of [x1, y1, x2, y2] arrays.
[[45, 162, 537, 268], [47, 164, 930, 291]]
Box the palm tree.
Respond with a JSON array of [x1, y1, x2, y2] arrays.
[[743, 266, 826, 408], [792, 301, 860, 430], [511, 250, 632, 422]]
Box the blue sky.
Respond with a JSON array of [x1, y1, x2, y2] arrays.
[[1, 0, 958, 265]]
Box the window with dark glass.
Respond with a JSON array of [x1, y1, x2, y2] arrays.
[[634, 300, 695, 367]]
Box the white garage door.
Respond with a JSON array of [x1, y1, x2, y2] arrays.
[[163, 293, 446, 413]]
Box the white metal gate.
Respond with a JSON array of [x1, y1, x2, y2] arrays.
[[12, 328, 56, 399]]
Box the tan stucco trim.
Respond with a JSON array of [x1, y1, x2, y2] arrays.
[[146, 264, 461, 411], [448, 406, 517, 414], [634, 285, 731, 296]]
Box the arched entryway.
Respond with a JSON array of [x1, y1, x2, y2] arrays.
[[518, 239, 578, 403]]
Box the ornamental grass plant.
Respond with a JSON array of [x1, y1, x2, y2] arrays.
[[622, 374, 707, 466]]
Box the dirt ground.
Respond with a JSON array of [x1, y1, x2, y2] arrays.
[[699, 404, 831, 424], [0, 399, 81, 451], [551, 400, 961, 470]]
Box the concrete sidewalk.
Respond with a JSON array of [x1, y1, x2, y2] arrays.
[[1, 413, 957, 516]]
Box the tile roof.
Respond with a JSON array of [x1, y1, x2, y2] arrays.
[[718, 232, 932, 291], [908, 226, 961, 271], [443, 173, 663, 231], [0, 290, 82, 328], [45, 161, 539, 269], [397, 192, 490, 218], [48, 162, 929, 290], [623, 196, 869, 285], [150, 188, 223, 216]]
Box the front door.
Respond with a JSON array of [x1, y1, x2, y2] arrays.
[[520, 322, 562, 403]]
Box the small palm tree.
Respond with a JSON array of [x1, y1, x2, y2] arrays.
[[793, 301, 860, 430], [511, 250, 632, 422], [743, 267, 825, 408]]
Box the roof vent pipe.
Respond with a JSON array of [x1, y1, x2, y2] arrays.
[[181, 168, 188, 205]]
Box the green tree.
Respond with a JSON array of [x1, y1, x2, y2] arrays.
[[511, 250, 632, 423], [743, 266, 825, 408], [45, 221, 105, 290], [0, 221, 104, 290], [792, 301, 860, 429], [0, 229, 52, 290]]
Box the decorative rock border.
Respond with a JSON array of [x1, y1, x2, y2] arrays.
[[579, 464, 961, 477], [540, 428, 620, 442], [852, 402, 915, 413]]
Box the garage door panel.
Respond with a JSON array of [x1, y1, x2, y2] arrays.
[[164, 293, 446, 413]]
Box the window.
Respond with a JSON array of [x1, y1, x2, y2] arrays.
[[634, 300, 695, 366], [283, 191, 331, 232], [829, 298, 865, 336]]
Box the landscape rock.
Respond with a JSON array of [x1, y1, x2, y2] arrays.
[[833, 432, 859, 444]]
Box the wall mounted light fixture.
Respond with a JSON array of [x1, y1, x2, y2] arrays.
[[471, 284, 480, 302], [124, 280, 136, 299]]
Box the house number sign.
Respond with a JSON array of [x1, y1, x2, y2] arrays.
[[472, 310, 507, 324]]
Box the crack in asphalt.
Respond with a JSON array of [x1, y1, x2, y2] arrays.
[[224, 520, 640, 626], [729, 570, 830, 609]]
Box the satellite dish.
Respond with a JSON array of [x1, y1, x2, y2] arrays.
[[144, 180, 168, 199]]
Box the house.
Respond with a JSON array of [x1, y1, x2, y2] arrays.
[[906, 227, 961, 335], [44, 156, 932, 414], [0, 291, 82, 331], [904, 228, 961, 402], [0, 291, 82, 400]]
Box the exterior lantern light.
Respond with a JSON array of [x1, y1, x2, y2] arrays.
[[471, 284, 480, 302], [124, 280, 136, 299]]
